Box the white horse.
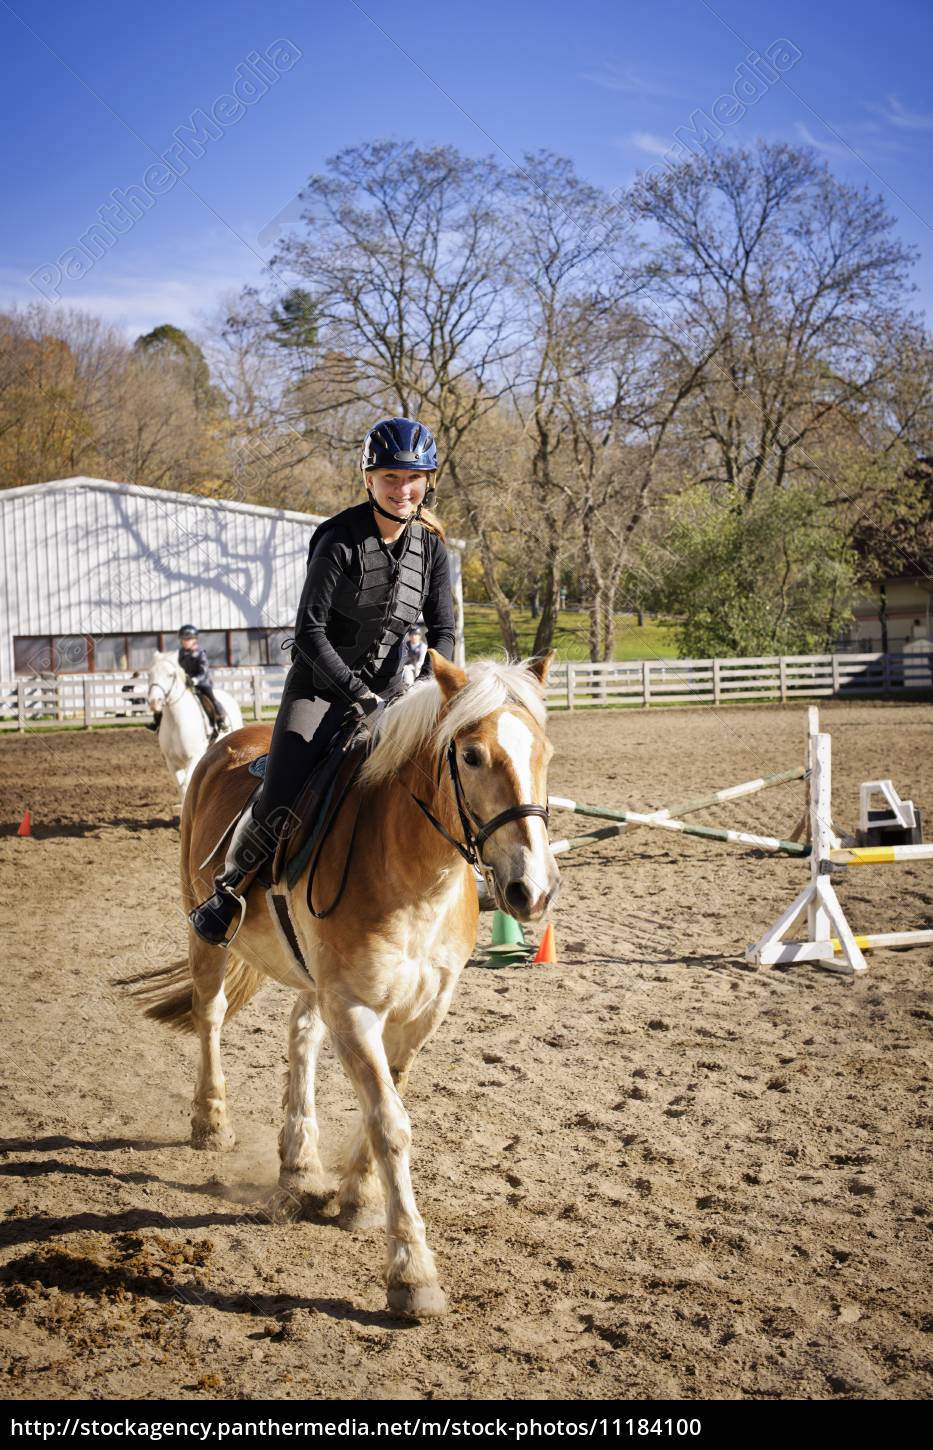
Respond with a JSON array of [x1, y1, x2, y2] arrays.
[[146, 652, 242, 804]]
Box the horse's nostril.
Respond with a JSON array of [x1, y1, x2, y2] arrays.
[[504, 880, 531, 915]]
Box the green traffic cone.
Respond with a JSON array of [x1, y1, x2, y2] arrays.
[[491, 911, 525, 948], [477, 950, 528, 969]]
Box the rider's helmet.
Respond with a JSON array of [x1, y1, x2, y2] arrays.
[[178, 625, 198, 641], [360, 418, 437, 506]]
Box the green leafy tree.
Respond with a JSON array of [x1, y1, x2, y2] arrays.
[[134, 324, 224, 416], [269, 288, 317, 353], [653, 482, 858, 656]]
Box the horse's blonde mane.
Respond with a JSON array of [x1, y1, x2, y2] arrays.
[[359, 658, 548, 787]]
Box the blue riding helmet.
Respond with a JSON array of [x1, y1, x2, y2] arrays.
[[178, 625, 198, 640], [360, 418, 437, 473]]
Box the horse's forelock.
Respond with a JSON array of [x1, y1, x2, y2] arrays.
[[148, 650, 179, 684], [360, 659, 547, 786]]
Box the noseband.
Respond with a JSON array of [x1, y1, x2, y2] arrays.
[[151, 668, 187, 708], [411, 739, 549, 868]]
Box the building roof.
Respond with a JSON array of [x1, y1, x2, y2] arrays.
[[0, 476, 326, 528]]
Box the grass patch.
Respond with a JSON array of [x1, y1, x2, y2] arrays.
[[463, 605, 680, 661]]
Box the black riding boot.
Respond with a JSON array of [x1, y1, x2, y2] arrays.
[[147, 711, 162, 732], [188, 805, 275, 946]]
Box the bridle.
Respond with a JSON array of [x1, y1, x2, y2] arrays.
[[410, 737, 549, 870], [298, 718, 549, 922], [150, 663, 187, 708]]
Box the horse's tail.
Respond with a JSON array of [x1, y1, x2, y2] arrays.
[[114, 954, 264, 1034]]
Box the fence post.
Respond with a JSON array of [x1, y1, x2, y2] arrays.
[[713, 658, 722, 705], [641, 659, 651, 708], [882, 651, 892, 693], [17, 680, 26, 732], [565, 662, 575, 710], [83, 677, 93, 729], [779, 657, 788, 704], [831, 654, 841, 695], [251, 668, 263, 721]]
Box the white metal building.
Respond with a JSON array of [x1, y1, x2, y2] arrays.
[[0, 477, 464, 680]]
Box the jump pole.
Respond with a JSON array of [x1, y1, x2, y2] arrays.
[[549, 765, 807, 856], [549, 797, 809, 857], [653, 767, 805, 822]]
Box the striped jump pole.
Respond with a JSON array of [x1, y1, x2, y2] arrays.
[[548, 796, 810, 857], [831, 930, 933, 952], [549, 765, 807, 856], [829, 843, 933, 866], [653, 767, 805, 822]]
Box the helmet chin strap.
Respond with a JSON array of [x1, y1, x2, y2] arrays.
[[367, 490, 410, 526], [366, 479, 436, 525]]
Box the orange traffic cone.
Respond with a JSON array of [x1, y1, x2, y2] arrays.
[[16, 809, 32, 837], [532, 923, 557, 965]]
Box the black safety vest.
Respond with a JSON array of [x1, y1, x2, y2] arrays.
[[319, 505, 429, 689], [178, 647, 212, 687]]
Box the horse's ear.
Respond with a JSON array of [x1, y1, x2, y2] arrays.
[[431, 650, 468, 703], [527, 650, 556, 687]]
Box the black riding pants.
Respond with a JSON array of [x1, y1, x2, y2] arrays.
[[250, 667, 352, 839], [195, 683, 225, 720]]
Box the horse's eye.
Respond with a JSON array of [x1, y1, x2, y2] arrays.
[[461, 747, 482, 769]]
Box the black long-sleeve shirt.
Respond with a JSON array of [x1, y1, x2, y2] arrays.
[[290, 506, 456, 706]]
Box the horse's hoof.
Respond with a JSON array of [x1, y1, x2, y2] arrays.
[[190, 1120, 236, 1151], [262, 1186, 308, 1223], [387, 1282, 448, 1319], [278, 1171, 333, 1211], [329, 1199, 386, 1233], [264, 1176, 333, 1224], [279, 1167, 331, 1197]]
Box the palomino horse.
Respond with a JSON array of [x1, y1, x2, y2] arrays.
[[147, 652, 242, 803], [127, 652, 559, 1318]]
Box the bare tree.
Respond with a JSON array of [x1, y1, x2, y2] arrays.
[[501, 151, 642, 653], [269, 140, 526, 650], [631, 142, 916, 506]]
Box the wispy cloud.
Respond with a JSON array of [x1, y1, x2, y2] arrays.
[[579, 61, 680, 99], [629, 131, 676, 158], [870, 94, 933, 130], [794, 121, 861, 163], [0, 256, 260, 339]]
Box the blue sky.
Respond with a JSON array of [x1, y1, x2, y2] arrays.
[[1, 0, 931, 338]]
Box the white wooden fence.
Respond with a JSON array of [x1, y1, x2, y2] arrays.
[[1, 651, 931, 729], [547, 650, 933, 710]]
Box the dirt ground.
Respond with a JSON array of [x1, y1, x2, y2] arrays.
[[0, 700, 930, 1402]]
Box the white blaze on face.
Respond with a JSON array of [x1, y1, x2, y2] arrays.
[[496, 710, 553, 882]]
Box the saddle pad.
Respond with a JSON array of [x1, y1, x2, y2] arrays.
[[283, 745, 364, 891], [248, 754, 268, 779]]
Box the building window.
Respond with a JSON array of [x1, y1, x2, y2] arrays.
[[13, 637, 53, 675], [196, 630, 228, 666], [95, 634, 129, 671], [127, 634, 160, 668], [229, 630, 250, 666], [54, 635, 90, 672], [12, 628, 290, 674], [226, 628, 292, 666]]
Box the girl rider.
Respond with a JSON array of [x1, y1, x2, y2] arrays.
[[189, 417, 456, 945], [177, 626, 228, 736]]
